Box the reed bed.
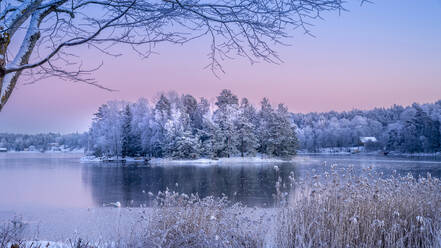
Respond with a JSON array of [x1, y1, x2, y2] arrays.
[[275, 166, 441, 248]]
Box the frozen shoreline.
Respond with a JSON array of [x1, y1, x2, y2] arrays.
[[80, 152, 441, 165], [80, 156, 292, 165]]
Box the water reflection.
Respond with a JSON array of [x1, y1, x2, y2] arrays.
[[1, 153, 440, 210], [81, 163, 299, 207]]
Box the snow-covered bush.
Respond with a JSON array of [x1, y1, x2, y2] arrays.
[[0, 217, 25, 248], [139, 190, 264, 248]]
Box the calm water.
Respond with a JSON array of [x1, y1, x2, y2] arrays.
[[0, 153, 440, 210], [0, 153, 440, 240]]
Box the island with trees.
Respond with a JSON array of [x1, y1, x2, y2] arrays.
[[87, 89, 298, 161]]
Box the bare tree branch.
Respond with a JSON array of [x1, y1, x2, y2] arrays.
[[0, 0, 351, 111]]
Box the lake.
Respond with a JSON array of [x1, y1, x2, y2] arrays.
[[0, 153, 440, 240]]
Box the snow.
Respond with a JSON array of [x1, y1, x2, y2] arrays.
[[2, 7, 43, 98], [11, 240, 121, 248], [80, 156, 290, 165], [297, 146, 366, 155], [360, 136, 378, 143], [103, 201, 121, 208], [3, 1, 33, 32], [88, 92, 297, 162]]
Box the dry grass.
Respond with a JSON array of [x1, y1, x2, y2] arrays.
[[138, 191, 265, 248], [275, 166, 441, 248], [0, 217, 30, 248], [2, 165, 440, 248]]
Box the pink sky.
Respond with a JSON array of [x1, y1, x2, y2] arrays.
[[0, 0, 440, 133]]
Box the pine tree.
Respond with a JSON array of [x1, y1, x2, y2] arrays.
[[213, 90, 239, 158], [257, 98, 276, 156], [170, 131, 201, 159], [151, 94, 172, 157], [121, 105, 141, 157], [197, 112, 216, 158], [236, 98, 259, 157], [273, 104, 298, 157]]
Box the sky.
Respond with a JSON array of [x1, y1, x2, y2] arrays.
[[0, 0, 440, 134]]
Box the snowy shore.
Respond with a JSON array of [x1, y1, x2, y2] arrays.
[[80, 156, 292, 165]]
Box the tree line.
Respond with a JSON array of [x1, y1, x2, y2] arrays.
[[293, 101, 441, 153], [3, 97, 440, 155], [88, 90, 298, 159], [0, 132, 87, 152]]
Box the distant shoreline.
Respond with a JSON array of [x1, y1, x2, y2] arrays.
[[0, 149, 84, 154], [2, 150, 440, 158], [297, 150, 441, 157]]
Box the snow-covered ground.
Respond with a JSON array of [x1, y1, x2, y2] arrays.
[[150, 157, 290, 165], [80, 156, 293, 165]]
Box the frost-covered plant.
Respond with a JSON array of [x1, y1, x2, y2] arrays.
[[139, 189, 264, 248], [275, 166, 441, 248], [0, 217, 26, 248]]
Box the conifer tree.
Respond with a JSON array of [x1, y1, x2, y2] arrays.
[[121, 105, 141, 157], [236, 98, 259, 157]]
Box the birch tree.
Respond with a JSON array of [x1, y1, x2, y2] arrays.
[[0, 0, 346, 111]]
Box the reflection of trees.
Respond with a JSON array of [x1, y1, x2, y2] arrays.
[[81, 163, 299, 207]]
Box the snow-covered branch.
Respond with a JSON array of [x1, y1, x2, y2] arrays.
[[0, 0, 349, 111]]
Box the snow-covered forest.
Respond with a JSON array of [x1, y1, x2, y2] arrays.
[[2, 95, 440, 155], [294, 101, 441, 153], [88, 90, 298, 159], [0, 133, 87, 152]]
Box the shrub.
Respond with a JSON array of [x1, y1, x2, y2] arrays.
[[139, 190, 265, 248]]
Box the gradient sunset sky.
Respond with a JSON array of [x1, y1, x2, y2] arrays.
[[0, 0, 440, 134]]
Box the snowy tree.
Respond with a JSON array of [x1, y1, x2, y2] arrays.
[[197, 103, 217, 158], [0, 132, 87, 151], [213, 90, 239, 158], [151, 94, 172, 157], [0, 0, 346, 111], [272, 104, 298, 157], [236, 98, 258, 157], [182, 94, 201, 132], [121, 104, 141, 157], [291, 100, 441, 153], [130, 98, 152, 156], [257, 98, 276, 155], [169, 130, 201, 159], [6, 94, 441, 156], [89, 101, 126, 157]]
